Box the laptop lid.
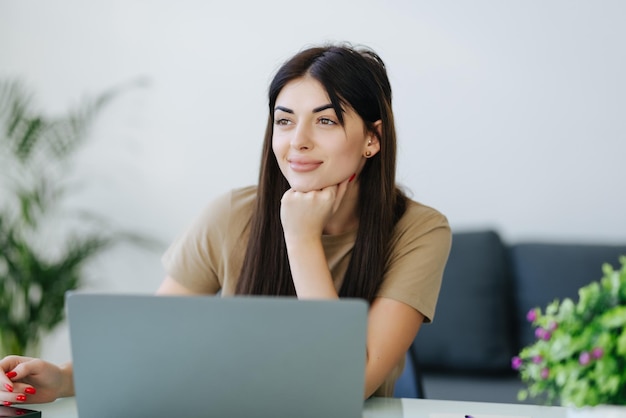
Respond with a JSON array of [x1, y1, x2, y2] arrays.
[[67, 293, 367, 418]]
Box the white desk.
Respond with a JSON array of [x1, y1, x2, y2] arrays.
[[25, 396, 566, 417], [365, 397, 566, 417]]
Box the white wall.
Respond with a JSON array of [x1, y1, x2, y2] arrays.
[[1, 0, 625, 363]]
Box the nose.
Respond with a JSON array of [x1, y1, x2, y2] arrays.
[[290, 123, 313, 151]]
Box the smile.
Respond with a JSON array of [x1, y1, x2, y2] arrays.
[[288, 158, 323, 172]]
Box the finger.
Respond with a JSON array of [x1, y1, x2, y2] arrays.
[[4, 358, 44, 389], [1, 360, 19, 394], [281, 188, 295, 202], [1, 356, 30, 375], [10, 358, 45, 382], [8, 383, 36, 396], [0, 385, 18, 403], [0, 384, 33, 404]]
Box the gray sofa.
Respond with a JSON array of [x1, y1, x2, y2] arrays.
[[413, 230, 626, 404]]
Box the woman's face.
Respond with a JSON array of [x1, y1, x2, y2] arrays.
[[272, 76, 379, 192]]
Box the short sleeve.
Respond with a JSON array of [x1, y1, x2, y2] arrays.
[[161, 191, 235, 294], [377, 202, 452, 323]]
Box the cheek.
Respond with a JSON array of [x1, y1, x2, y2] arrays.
[[335, 146, 362, 164], [271, 135, 286, 158], [334, 133, 366, 164], [328, 144, 365, 177]]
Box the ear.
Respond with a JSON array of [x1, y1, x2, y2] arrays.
[[364, 120, 382, 158]]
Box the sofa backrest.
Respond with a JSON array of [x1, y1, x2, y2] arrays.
[[415, 230, 517, 373], [510, 242, 626, 348], [415, 230, 626, 375]]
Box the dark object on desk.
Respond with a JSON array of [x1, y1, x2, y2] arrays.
[[0, 406, 41, 417], [412, 229, 626, 404]]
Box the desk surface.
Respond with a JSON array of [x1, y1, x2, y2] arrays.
[[26, 396, 566, 417]]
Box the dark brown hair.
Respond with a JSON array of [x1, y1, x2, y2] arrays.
[[235, 43, 407, 302]]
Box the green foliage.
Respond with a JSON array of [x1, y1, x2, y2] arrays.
[[0, 78, 154, 356], [514, 256, 626, 407]]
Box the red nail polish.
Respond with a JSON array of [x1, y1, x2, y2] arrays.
[[25, 387, 36, 395], [348, 173, 356, 182], [2, 401, 11, 406], [16, 394, 27, 402], [4, 383, 13, 392], [5, 371, 17, 379]]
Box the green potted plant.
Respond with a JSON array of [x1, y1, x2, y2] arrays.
[[513, 256, 626, 416], [0, 78, 154, 357]]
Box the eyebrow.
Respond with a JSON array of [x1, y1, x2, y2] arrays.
[[274, 104, 334, 114]]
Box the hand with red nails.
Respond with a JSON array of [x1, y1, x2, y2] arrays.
[[1, 355, 74, 404]]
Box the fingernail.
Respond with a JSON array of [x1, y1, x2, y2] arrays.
[[2, 401, 11, 406], [16, 394, 27, 402], [4, 383, 13, 392], [25, 387, 37, 395], [348, 173, 356, 182], [5, 371, 17, 379]]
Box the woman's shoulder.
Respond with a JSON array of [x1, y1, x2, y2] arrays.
[[189, 186, 257, 234], [227, 185, 258, 211], [391, 196, 451, 247], [205, 185, 257, 215], [399, 197, 450, 231]]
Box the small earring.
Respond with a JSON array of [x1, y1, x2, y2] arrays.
[[365, 150, 372, 157]]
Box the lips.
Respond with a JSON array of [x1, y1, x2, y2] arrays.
[[287, 157, 323, 172]]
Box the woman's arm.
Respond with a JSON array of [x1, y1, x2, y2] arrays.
[[280, 179, 350, 299], [284, 237, 425, 399], [364, 297, 424, 398], [156, 275, 201, 295], [280, 184, 424, 398]]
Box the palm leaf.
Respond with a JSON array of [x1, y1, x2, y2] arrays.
[[0, 76, 154, 356]]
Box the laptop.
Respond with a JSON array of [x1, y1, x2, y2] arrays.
[[66, 293, 368, 418]]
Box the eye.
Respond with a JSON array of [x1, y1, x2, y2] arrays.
[[275, 118, 293, 126], [318, 117, 337, 125]]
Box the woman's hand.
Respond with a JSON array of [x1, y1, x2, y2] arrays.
[[1, 356, 74, 405], [280, 175, 351, 241], [279, 175, 353, 299]]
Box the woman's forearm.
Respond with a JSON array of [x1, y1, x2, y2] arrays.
[[59, 362, 75, 398], [285, 236, 339, 299]]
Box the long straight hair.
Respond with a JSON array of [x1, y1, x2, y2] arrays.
[[235, 44, 407, 302]]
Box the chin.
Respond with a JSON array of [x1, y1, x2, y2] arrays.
[[288, 179, 327, 193], [288, 184, 317, 193]]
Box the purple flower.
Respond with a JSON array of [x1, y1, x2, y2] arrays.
[[579, 351, 591, 366], [547, 321, 558, 331], [511, 356, 523, 370], [526, 309, 538, 322], [592, 347, 604, 359], [532, 355, 543, 364], [534, 328, 551, 341], [540, 367, 550, 379]]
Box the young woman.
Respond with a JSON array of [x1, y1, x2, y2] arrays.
[[0, 43, 451, 404]]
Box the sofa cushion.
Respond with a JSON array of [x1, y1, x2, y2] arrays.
[[415, 230, 517, 373], [511, 243, 626, 349]]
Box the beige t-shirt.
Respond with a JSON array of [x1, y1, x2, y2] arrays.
[[162, 186, 451, 397]]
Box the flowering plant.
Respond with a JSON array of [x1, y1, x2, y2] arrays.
[[513, 256, 626, 407]]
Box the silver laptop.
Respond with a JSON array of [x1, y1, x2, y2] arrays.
[[66, 293, 367, 418]]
